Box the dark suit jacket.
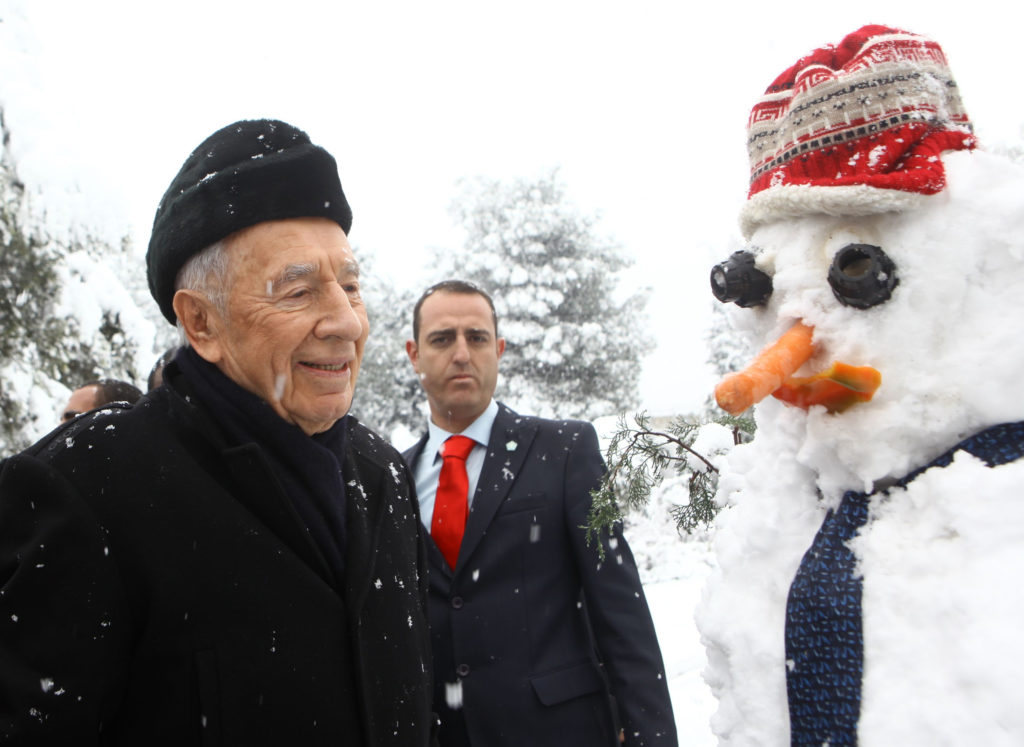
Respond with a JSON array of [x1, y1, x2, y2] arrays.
[[404, 403, 677, 747], [0, 362, 433, 745]]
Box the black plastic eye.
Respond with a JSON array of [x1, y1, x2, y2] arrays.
[[710, 250, 773, 308], [828, 244, 898, 309]]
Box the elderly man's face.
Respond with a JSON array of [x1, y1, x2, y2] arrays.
[[198, 217, 369, 435]]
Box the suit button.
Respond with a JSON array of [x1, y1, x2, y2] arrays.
[[456, 663, 470, 677], [451, 596, 464, 609]]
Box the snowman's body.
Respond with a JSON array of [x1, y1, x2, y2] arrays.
[[698, 142, 1024, 744], [851, 433, 1024, 745]]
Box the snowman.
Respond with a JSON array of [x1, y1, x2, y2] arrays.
[[697, 25, 1024, 746]]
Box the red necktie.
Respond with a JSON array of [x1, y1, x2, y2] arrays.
[[431, 435, 476, 569]]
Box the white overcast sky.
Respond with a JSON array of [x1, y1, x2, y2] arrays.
[[2, 1, 1021, 415]]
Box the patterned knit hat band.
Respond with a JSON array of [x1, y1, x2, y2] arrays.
[[740, 25, 976, 237]]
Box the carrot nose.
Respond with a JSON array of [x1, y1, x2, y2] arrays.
[[715, 322, 815, 415]]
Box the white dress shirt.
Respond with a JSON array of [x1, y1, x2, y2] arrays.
[[413, 399, 499, 530]]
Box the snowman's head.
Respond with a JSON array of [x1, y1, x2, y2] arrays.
[[713, 26, 1024, 494]]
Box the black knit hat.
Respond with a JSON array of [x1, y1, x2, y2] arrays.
[[146, 119, 352, 324]]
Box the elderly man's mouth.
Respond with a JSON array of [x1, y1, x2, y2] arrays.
[[301, 361, 350, 373]]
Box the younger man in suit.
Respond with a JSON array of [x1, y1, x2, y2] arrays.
[[403, 279, 677, 746]]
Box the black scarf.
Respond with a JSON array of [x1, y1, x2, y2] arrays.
[[175, 346, 349, 588]]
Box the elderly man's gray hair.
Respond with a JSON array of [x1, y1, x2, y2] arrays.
[[173, 239, 231, 341]]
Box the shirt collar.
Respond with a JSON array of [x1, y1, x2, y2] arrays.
[[424, 399, 499, 462]]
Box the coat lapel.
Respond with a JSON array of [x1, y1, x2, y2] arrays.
[[166, 363, 338, 592], [456, 405, 536, 571], [220, 443, 337, 589], [340, 440, 385, 616]]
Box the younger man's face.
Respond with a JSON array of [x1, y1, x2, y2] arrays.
[[407, 291, 504, 432]]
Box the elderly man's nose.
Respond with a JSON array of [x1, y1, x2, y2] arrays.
[[317, 285, 363, 339]]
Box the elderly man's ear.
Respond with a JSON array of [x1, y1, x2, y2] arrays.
[[172, 290, 224, 364]]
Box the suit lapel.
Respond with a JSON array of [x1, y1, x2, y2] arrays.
[[456, 405, 537, 571], [404, 434, 457, 576]]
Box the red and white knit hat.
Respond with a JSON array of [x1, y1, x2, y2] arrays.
[[741, 24, 976, 237]]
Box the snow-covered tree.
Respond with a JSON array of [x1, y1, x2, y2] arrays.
[[442, 171, 652, 421], [705, 302, 752, 379], [993, 135, 1024, 166], [348, 253, 423, 440], [0, 107, 156, 453], [589, 277, 756, 540], [701, 301, 755, 416]]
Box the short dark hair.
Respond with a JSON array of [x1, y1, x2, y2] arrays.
[[87, 378, 144, 407], [147, 347, 180, 391], [412, 279, 499, 342]]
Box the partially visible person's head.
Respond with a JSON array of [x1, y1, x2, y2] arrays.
[[146, 119, 366, 436], [406, 280, 504, 433], [61, 378, 143, 423], [147, 346, 180, 391]]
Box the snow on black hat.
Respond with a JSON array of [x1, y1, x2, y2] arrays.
[[146, 119, 352, 324]]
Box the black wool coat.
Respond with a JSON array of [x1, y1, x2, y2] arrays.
[[0, 364, 433, 746]]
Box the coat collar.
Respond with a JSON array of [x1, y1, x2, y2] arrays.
[[218, 443, 337, 583], [164, 359, 389, 603], [338, 425, 402, 611], [218, 423, 390, 606]]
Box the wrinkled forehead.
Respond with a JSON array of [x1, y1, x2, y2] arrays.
[[224, 218, 358, 284]]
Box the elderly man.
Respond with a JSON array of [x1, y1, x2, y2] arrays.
[[0, 120, 433, 745], [60, 378, 143, 422], [403, 280, 677, 746]]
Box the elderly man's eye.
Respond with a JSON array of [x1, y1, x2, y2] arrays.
[[827, 244, 898, 309]]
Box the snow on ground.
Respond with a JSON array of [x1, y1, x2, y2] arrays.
[[643, 555, 716, 746], [625, 473, 718, 744]]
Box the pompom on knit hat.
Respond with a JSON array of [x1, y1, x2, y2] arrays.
[[147, 119, 352, 324], [740, 24, 976, 238]]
